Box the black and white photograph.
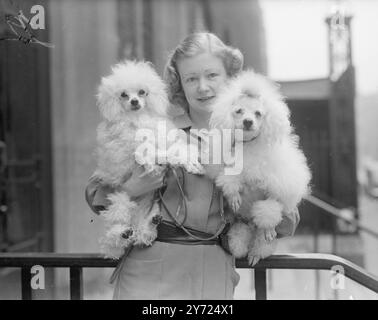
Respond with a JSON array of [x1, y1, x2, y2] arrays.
[[1, 0, 378, 302]]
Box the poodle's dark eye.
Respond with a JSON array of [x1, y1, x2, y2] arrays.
[[235, 108, 243, 115], [244, 91, 256, 99], [255, 111, 262, 118], [120, 92, 129, 99], [138, 89, 146, 96]]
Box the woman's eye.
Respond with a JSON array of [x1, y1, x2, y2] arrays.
[[186, 77, 196, 83], [255, 111, 262, 117], [208, 73, 218, 78], [120, 92, 129, 99], [138, 89, 146, 96]]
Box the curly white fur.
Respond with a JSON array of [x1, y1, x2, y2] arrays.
[[94, 60, 203, 259], [210, 69, 311, 265]]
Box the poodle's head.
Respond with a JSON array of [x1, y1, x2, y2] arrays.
[[210, 70, 292, 144], [96, 60, 169, 122]]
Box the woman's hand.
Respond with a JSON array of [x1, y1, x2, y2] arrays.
[[120, 165, 166, 198]]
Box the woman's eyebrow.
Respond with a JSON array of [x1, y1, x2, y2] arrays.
[[182, 68, 220, 78], [204, 68, 221, 73], [182, 73, 197, 77]]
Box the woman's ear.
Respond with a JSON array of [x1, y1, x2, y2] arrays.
[[209, 99, 235, 130]]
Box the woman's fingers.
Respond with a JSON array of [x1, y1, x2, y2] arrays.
[[121, 166, 165, 198]]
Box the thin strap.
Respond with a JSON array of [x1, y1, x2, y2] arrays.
[[159, 167, 188, 227], [171, 167, 188, 226], [159, 166, 227, 241], [109, 245, 133, 284]]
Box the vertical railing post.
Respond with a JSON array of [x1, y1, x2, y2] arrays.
[[21, 267, 32, 300], [255, 268, 267, 300], [332, 218, 339, 300], [70, 267, 83, 300], [314, 215, 320, 300]]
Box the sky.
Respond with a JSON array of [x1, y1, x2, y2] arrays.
[[261, 0, 378, 95]]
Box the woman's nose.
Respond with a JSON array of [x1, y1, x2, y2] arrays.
[[197, 77, 210, 93]]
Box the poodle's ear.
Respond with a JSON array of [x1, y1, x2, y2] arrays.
[[209, 98, 235, 130], [260, 99, 292, 145], [96, 78, 122, 121], [144, 60, 156, 69], [148, 90, 169, 117]]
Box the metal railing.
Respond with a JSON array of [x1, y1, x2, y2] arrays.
[[303, 194, 378, 299], [1, 252, 378, 300]]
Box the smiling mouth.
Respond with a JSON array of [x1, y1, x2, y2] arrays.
[[197, 96, 214, 102]]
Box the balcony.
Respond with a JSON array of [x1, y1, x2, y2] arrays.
[[1, 252, 377, 300]]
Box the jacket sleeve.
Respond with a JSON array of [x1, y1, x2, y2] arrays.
[[85, 175, 116, 215], [85, 168, 164, 214], [276, 207, 300, 238]]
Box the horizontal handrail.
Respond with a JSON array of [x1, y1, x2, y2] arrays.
[[1, 252, 378, 299]]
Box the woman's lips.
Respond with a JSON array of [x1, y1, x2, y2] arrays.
[[197, 96, 214, 102]]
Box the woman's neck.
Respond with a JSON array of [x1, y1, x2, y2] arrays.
[[189, 109, 211, 130]]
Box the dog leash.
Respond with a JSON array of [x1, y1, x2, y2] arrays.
[[109, 166, 228, 284], [109, 245, 133, 284], [159, 166, 227, 241]]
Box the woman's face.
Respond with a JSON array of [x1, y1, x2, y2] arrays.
[[177, 52, 228, 114]]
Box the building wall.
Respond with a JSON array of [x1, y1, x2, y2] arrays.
[[150, 0, 206, 74], [208, 0, 267, 73], [49, 0, 119, 287]]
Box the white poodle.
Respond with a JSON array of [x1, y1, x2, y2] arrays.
[[209, 70, 311, 265], [94, 60, 203, 259]]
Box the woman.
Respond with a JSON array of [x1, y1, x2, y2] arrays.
[[85, 32, 300, 299]]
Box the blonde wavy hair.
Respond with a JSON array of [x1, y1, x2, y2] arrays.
[[163, 32, 244, 113]]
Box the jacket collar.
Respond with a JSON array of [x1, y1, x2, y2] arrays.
[[169, 106, 192, 129], [169, 107, 214, 143]]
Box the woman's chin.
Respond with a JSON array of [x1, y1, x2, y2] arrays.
[[191, 102, 214, 114]]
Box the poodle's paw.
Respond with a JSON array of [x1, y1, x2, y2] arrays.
[[154, 165, 166, 175], [182, 159, 205, 175], [138, 230, 157, 247], [134, 151, 148, 166], [167, 151, 204, 175], [248, 253, 261, 267], [143, 163, 160, 176], [151, 214, 163, 225], [215, 176, 241, 193], [264, 227, 277, 242], [121, 228, 134, 240], [228, 193, 242, 213], [247, 235, 277, 266]]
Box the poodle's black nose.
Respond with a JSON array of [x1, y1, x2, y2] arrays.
[[243, 119, 253, 129], [131, 98, 139, 106]]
